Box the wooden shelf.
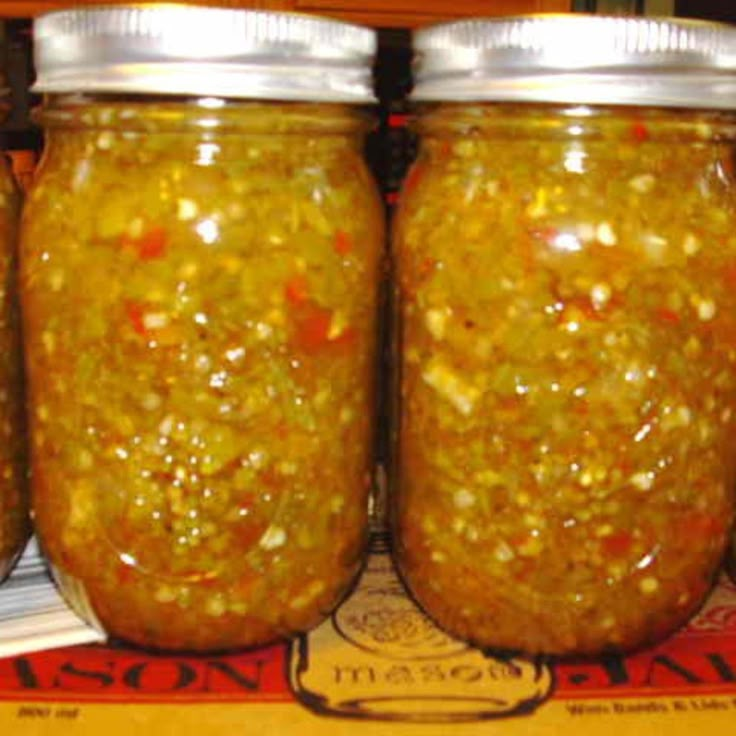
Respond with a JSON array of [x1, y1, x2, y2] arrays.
[[0, 0, 572, 26]]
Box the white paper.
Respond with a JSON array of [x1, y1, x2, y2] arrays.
[[0, 537, 105, 658]]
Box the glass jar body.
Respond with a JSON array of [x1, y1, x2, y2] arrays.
[[392, 103, 736, 655], [0, 156, 27, 583], [21, 97, 384, 650]]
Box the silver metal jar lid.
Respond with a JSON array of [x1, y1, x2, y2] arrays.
[[412, 14, 736, 109], [32, 4, 377, 103]]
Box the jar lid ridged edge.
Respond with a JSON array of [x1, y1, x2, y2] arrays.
[[33, 4, 377, 103], [412, 14, 736, 109]]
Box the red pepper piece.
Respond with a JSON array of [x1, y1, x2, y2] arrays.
[[723, 261, 736, 288], [334, 230, 353, 256], [614, 458, 634, 477], [403, 162, 424, 197], [512, 557, 536, 582], [121, 226, 168, 260], [125, 300, 147, 336], [137, 227, 168, 260], [224, 515, 267, 557], [294, 306, 332, 351], [291, 303, 356, 352], [286, 278, 356, 351], [656, 307, 681, 325], [117, 563, 135, 584], [388, 113, 409, 128], [259, 467, 283, 489], [284, 275, 309, 306], [601, 531, 633, 557], [675, 511, 723, 541], [417, 257, 437, 281], [631, 121, 649, 143]]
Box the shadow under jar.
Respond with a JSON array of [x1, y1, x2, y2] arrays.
[[21, 6, 383, 651], [392, 15, 736, 656]]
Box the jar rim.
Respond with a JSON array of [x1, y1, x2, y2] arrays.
[[35, 95, 374, 135]]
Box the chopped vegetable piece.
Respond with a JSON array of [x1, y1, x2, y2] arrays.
[[284, 275, 309, 306], [333, 229, 353, 255], [655, 308, 681, 325], [135, 226, 168, 260], [601, 531, 634, 557], [631, 121, 649, 142], [125, 300, 148, 336], [293, 304, 332, 351]]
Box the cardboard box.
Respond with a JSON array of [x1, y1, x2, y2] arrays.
[[2, 534, 736, 734]]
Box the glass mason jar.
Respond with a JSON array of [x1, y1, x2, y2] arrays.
[[0, 169, 26, 585], [22, 6, 383, 651], [0, 24, 29, 584], [393, 16, 736, 656]]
